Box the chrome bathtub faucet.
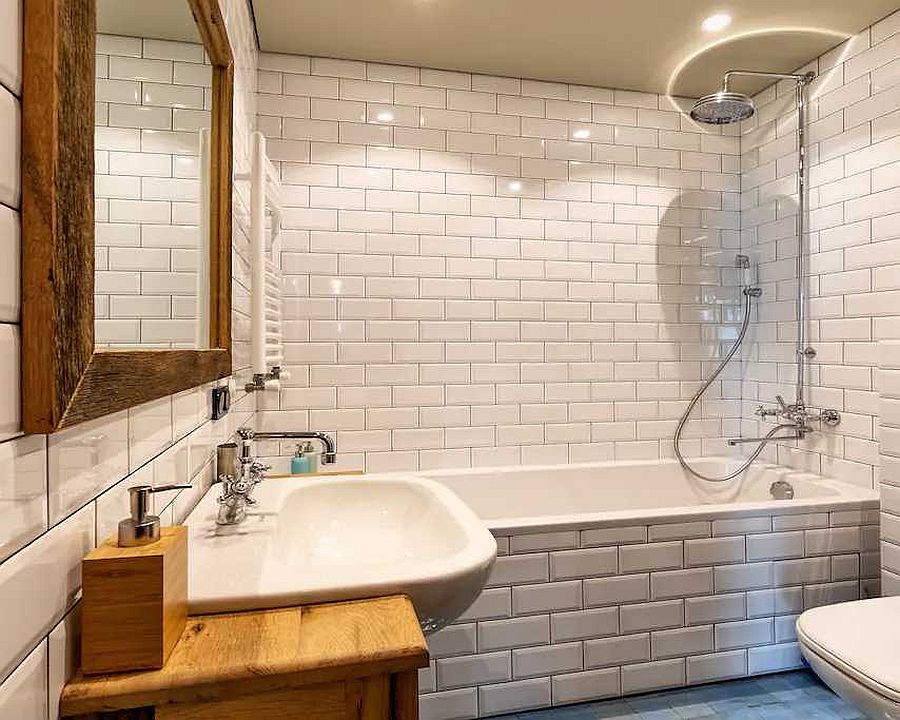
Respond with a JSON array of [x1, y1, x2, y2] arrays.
[[729, 397, 842, 446], [753, 395, 842, 430]]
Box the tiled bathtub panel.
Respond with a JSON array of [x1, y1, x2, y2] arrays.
[[420, 511, 875, 719]]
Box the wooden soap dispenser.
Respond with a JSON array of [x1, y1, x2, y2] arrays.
[[80, 484, 190, 675]]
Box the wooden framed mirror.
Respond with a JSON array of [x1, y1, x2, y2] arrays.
[[21, 0, 234, 433]]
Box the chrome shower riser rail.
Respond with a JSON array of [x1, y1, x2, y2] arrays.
[[724, 69, 814, 408], [795, 74, 812, 408]]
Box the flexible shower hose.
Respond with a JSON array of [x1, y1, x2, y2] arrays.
[[673, 286, 798, 483]]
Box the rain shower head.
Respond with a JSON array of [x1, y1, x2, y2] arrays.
[[690, 91, 755, 125], [690, 69, 815, 126]]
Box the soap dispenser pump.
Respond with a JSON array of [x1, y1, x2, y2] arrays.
[[118, 484, 190, 547]]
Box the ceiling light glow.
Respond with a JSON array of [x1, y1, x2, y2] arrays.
[[701, 13, 732, 32], [508, 181, 522, 192], [573, 129, 590, 139], [376, 111, 394, 123]]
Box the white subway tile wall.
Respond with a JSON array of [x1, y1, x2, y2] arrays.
[[256, 53, 746, 473], [738, 9, 900, 599], [0, 0, 258, 714], [878, 341, 900, 595], [421, 509, 879, 718], [2, 2, 900, 716], [739, 11, 900, 493], [94, 34, 211, 347]]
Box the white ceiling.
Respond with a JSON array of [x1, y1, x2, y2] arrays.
[[250, 0, 900, 97], [97, 0, 200, 43]]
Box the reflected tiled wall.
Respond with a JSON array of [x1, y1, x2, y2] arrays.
[[94, 34, 212, 347], [255, 55, 744, 473], [0, 0, 259, 716]]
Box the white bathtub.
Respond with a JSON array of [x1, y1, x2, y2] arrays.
[[423, 458, 878, 535], [416, 459, 881, 719]]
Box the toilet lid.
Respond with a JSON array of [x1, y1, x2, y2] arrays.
[[797, 597, 900, 703]]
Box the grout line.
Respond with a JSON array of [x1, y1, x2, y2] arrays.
[[0, 79, 20, 101]]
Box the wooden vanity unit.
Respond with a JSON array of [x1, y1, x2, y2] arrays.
[[59, 595, 428, 720]]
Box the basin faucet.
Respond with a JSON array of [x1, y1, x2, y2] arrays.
[[215, 436, 271, 525], [215, 427, 338, 526], [236, 426, 337, 465], [215, 454, 269, 526]]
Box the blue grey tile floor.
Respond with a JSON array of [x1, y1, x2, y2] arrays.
[[501, 671, 865, 719]]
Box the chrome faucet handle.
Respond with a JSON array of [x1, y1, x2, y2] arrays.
[[803, 407, 842, 427], [237, 426, 255, 440], [229, 475, 257, 496], [775, 395, 788, 412]]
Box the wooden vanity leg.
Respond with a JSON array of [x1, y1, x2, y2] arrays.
[[351, 675, 391, 719], [391, 671, 419, 720]]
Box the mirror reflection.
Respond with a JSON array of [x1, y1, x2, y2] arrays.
[[94, 0, 211, 348]]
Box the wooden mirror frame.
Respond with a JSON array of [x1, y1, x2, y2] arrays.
[[21, 0, 234, 433]]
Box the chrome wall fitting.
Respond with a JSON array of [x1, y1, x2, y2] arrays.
[[245, 365, 282, 393]]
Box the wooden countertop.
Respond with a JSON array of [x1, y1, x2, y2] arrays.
[[60, 595, 428, 717]]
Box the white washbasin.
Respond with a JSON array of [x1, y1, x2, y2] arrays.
[[184, 473, 497, 632]]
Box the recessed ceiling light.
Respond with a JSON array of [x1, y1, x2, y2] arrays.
[[701, 13, 731, 32]]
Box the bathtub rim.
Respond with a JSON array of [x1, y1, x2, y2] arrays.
[[420, 457, 880, 536]]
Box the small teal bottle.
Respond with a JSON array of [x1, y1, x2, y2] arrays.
[[302, 441, 319, 474], [291, 445, 310, 474]]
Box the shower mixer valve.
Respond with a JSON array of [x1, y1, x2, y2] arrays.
[[754, 395, 841, 432]]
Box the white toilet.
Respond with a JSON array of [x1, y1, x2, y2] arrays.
[[797, 597, 900, 719]]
